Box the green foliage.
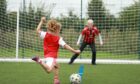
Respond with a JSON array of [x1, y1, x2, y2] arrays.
[[0, 0, 139, 59], [7, 12, 17, 32], [0, 0, 8, 32], [19, 2, 46, 30], [88, 0, 116, 31], [116, 1, 140, 56], [58, 10, 84, 32], [0, 0, 16, 50], [19, 1, 56, 31], [118, 1, 140, 31], [19, 2, 35, 30]]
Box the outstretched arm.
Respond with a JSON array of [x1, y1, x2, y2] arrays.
[[98, 33, 103, 46], [36, 17, 46, 35], [59, 38, 80, 54], [64, 44, 80, 54], [95, 27, 103, 46], [77, 34, 82, 46]]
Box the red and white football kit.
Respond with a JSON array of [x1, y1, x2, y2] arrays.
[[82, 26, 99, 43], [40, 31, 66, 67], [69, 25, 100, 65]]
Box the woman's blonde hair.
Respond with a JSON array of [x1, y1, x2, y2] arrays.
[[47, 19, 61, 33]]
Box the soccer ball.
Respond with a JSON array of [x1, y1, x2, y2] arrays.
[[70, 73, 81, 84]]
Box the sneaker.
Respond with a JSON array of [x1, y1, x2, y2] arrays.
[[32, 56, 39, 63], [54, 78, 60, 84], [68, 61, 73, 65]]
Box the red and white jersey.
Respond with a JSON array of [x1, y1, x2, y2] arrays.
[[40, 31, 66, 58], [81, 26, 99, 43]]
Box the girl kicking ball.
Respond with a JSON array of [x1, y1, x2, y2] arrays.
[[32, 17, 80, 84]]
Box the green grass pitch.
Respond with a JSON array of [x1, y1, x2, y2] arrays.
[[0, 62, 140, 84]]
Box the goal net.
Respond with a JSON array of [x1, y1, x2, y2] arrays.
[[0, 0, 140, 63]]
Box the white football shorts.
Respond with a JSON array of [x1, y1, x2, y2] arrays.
[[44, 57, 57, 68]]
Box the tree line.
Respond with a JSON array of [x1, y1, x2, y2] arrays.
[[0, 0, 139, 32], [0, 0, 140, 55]]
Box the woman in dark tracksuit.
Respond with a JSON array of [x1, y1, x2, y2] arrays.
[[69, 19, 103, 65]]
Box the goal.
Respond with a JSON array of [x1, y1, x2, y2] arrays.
[[0, 0, 140, 64]]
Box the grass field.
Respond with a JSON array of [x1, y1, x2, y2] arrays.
[[0, 48, 139, 59], [0, 62, 140, 84]]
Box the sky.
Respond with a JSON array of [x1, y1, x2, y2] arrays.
[[6, 0, 137, 18]]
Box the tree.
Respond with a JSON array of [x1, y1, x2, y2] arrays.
[[19, 1, 36, 30], [7, 12, 17, 32], [19, 1, 55, 30], [59, 9, 84, 32], [34, 3, 47, 29], [114, 1, 140, 55], [0, 0, 8, 32], [25, 2, 35, 30], [118, 1, 140, 31], [88, 0, 115, 31]]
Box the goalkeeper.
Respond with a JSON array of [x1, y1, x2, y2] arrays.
[[69, 19, 103, 65]]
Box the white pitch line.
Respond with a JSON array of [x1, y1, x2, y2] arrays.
[[0, 58, 140, 64]]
